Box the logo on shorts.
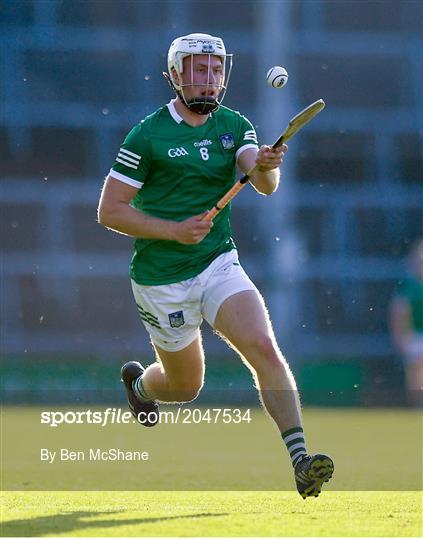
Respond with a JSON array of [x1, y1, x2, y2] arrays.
[[168, 310, 185, 328]]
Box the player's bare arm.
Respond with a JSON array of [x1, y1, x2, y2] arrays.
[[389, 296, 413, 353], [237, 145, 287, 195], [98, 176, 212, 244]]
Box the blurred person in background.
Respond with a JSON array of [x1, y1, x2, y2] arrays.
[[389, 239, 423, 406]]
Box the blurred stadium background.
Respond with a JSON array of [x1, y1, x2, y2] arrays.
[[1, 0, 422, 406]]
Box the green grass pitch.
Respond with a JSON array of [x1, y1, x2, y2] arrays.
[[1, 491, 422, 536]]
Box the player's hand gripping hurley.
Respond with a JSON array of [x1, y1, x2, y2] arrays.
[[203, 99, 326, 221]]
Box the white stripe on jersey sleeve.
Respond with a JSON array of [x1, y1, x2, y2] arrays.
[[243, 129, 258, 144], [119, 147, 141, 160], [116, 157, 138, 170], [235, 143, 259, 161], [108, 169, 144, 189], [117, 152, 139, 165]]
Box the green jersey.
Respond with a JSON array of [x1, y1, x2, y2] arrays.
[[109, 100, 258, 285], [397, 277, 423, 332]]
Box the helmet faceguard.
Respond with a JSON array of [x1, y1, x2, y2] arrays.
[[166, 33, 233, 115]]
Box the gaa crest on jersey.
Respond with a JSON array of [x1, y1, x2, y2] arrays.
[[219, 132, 235, 150], [168, 310, 185, 328]]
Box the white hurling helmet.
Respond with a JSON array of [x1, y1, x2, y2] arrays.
[[166, 32, 233, 115]]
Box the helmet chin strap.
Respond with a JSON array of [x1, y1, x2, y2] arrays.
[[162, 72, 220, 115], [184, 96, 219, 115]]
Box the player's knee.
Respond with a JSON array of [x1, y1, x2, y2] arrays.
[[167, 377, 204, 402], [254, 334, 279, 360], [250, 334, 286, 372], [171, 385, 202, 402]]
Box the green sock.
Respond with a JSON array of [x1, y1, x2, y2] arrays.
[[133, 375, 152, 402], [282, 426, 307, 467]]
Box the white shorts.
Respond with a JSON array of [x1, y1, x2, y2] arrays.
[[131, 250, 257, 352]]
